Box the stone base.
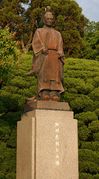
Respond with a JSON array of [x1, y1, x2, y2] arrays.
[[24, 100, 71, 112], [16, 101, 79, 179]]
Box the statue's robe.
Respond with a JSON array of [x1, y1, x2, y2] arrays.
[[32, 26, 64, 95]]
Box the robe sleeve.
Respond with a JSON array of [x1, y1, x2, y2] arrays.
[[57, 32, 65, 58], [32, 29, 45, 56]]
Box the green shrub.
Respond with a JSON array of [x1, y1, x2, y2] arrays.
[[79, 149, 99, 165], [3, 86, 19, 94], [70, 95, 94, 112], [64, 77, 86, 94], [78, 120, 85, 128], [6, 173, 16, 179], [1, 112, 22, 127], [65, 69, 89, 80], [0, 93, 25, 112], [81, 142, 99, 151], [93, 174, 99, 179], [7, 129, 16, 148], [93, 133, 99, 141], [94, 101, 99, 110], [86, 78, 95, 87], [0, 172, 6, 179], [9, 76, 30, 88], [18, 86, 37, 97], [0, 125, 11, 141], [0, 101, 7, 113], [89, 87, 99, 101], [89, 121, 99, 133], [62, 92, 78, 102], [0, 143, 16, 174], [0, 28, 18, 82], [80, 173, 92, 179], [95, 108, 99, 118], [0, 148, 16, 174], [75, 111, 98, 125], [79, 125, 90, 141], [79, 161, 99, 174], [93, 76, 99, 88], [84, 82, 94, 94]]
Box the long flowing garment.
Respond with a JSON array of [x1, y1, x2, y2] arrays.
[[32, 26, 64, 95]]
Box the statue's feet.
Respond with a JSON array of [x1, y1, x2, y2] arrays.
[[50, 95, 60, 102], [50, 91, 60, 102], [42, 94, 50, 100], [40, 90, 50, 101], [40, 90, 60, 101]]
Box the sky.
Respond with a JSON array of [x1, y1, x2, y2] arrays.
[[76, 0, 99, 22]]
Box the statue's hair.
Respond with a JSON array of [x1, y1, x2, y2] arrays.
[[42, 6, 55, 26], [43, 6, 54, 19], [45, 6, 52, 12]]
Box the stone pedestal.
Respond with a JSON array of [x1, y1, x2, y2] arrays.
[[16, 101, 79, 179]]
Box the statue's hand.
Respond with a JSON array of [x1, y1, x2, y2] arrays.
[[42, 48, 48, 55], [59, 57, 64, 65], [26, 70, 35, 76]]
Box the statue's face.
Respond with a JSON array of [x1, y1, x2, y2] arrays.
[[44, 12, 54, 27]]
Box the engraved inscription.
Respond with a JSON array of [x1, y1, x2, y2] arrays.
[[55, 122, 60, 166]]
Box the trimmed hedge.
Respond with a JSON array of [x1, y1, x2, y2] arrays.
[[79, 161, 99, 174], [89, 121, 99, 133], [75, 111, 98, 125], [80, 173, 93, 179], [81, 142, 99, 152], [79, 149, 99, 165]]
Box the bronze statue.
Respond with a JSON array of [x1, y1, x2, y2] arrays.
[[29, 9, 64, 101]]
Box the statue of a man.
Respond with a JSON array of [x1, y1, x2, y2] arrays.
[[31, 10, 64, 101]]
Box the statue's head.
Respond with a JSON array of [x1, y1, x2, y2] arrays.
[[43, 11, 54, 27]]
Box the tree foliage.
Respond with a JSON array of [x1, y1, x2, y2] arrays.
[[0, 0, 98, 60], [0, 0, 86, 56], [81, 21, 99, 60], [0, 28, 18, 83]]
